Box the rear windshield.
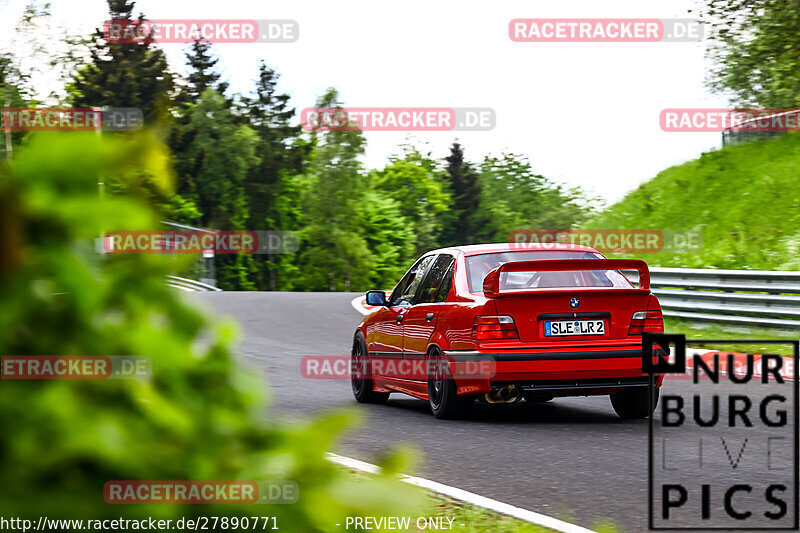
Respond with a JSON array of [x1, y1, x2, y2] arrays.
[[465, 251, 633, 293]]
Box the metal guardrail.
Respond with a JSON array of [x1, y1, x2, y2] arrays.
[[165, 267, 800, 328], [165, 275, 222, 292], [622, 267, 800, 329]]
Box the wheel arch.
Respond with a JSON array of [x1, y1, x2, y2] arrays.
[[427, 329, 449, 353]]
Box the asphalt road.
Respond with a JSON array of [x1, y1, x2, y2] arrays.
[[192, 292, 798, 532]]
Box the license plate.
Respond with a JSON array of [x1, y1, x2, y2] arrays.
[[544, 320, 605, 336]]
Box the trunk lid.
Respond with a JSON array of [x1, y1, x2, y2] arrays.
[[480, 258, 652, 342], [492, 287, 651, 342]]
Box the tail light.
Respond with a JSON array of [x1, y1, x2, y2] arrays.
[[629, 310, 664, 335], [473, 315, 519, 340]]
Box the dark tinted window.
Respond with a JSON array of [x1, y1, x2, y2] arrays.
[[416, 255, 454, 304], [390, 255, 436, 305], [433, 262, 454, 302]]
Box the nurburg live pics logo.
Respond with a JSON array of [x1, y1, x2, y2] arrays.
[[643, 333, 799, 530]]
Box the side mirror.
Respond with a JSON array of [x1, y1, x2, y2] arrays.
[[365, 290, 387, 306]]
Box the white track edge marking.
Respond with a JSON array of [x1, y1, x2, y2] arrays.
[[327, 453, 597, 533], [351, 295, 371, 315]]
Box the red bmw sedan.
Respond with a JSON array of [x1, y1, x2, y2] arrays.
[[351, 243, 665, 419]]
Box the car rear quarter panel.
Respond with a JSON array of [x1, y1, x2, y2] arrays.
[[428, 252, 495, 352]]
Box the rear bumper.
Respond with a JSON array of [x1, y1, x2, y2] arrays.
[[497, 376, 651, 394], [443, 348, 662, 396]]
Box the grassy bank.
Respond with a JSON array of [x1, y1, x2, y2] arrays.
[[587, 133, 800, 270]]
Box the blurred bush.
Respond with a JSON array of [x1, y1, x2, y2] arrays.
[[0, 133, 421, 528]]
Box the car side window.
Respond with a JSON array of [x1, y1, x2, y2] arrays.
[[390, 256, 425, 304], [433, 262, 454, 302], [417, 255, 454, 304], [390, 255, 436, 306]]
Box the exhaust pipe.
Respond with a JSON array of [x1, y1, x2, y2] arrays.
[[485, 385, 522, 404]]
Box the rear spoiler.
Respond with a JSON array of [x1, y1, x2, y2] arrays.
[[482, 259, 650, 297]]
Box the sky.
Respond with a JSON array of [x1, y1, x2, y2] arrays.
[[0, 0, 730, 204]]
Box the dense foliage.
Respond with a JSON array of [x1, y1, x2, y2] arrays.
[[698, 0, 800, 108], [48, 0, 596, 291]]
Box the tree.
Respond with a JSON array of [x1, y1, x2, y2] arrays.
[[179, 39, 229, 107], [0, 53, 27, 159], [8, 1, 90, 105], [476, 153, 594, 241], [166, 39, 231, 237], [295, 88, 371, 291], [699, 0, 800, 107], [172, 89, 255, 227], [371, 145, 450, 258], [68, 0, 175, 124], [438, 142, 485, 246], [1, 2, 70, 158], [294, 88, 412, 291], [359, 191, 416, 287], [239, 61, 309, 290], [171, 89, 259, 289]]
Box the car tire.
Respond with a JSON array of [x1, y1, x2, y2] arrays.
[[427, 348, 471, 419], [351, 332, 389, 404], [610, 387, 659, 419]]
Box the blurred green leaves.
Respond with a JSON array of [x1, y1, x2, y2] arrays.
[[0, 132, 423, 528]]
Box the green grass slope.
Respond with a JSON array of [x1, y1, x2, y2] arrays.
[[587, 133, 800, 269]]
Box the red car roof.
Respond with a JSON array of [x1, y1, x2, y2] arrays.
[[427, 242, 600, 256]]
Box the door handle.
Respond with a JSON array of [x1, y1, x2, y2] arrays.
[[396, 315, 403, 323], [426, 313, 434, 321]]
